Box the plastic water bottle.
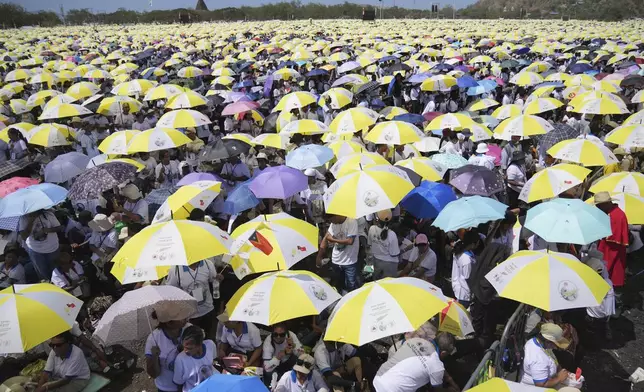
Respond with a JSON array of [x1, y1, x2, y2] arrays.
[[212, 280, 220, 300]]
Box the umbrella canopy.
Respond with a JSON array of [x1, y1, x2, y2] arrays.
[[192, 374, 268, 392], [152, 180, 222, 223], [112, 220, 231, 269], [468, 378, 556, 392], [281, 119, 329, 136], [604, 124, 644, 147], [286, 144, 334, 170], [365, 121, 424, 145], [26, 123, 74, 147], [98, 130, 140, 154], [68, 162, 137, 200], [324, 165, 414, 219], [0, 283, 83, 354], [273, 91, 317, 112], [157, 109, 211, 128], [519, 163, 591, 203], [324, 277, 449, 346], [38, 103, 92, 120], [330, 152, 390, 178], [249, 165, 308, 199], [430, 153, 468, 169], [0, 183, 68, 218], [93, 285, 197, 346], [395, 157, 447, 182], [493, 114, 554, 140], [177, 172, 221, 186], [585, 192, 644, 225], [199, 139, 251, 161], [400, 181, 457, 219], [0, 177, 39, 198], [226, 270, 339, 325], [330, 107, 379, 134], [485, 250, 610, 311], [44, 151, 90, 183], [449, 165, 504, 196], [432, 196, 508, 232], [590, 172, 644, 196], [547, 138, 618, 166], [524, 198, 611, 245], [127, 127, 191, 153]]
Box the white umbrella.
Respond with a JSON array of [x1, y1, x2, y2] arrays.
[[44, 152, 90, 183], [93, 285, 197, 346]]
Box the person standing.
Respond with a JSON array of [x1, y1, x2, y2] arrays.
[[367, 210, 400, 279], [145, 310, 190, 392], [173, 326, 218, 392], [451, 231, 478, 308], [19, 209, 62, 281], [317, 214, 361, 293]]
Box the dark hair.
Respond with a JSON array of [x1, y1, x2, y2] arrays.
[[188, 208, 205, 222], [453, 230, 479, 256], [53, 331, 74, 343], [181, 325, 204, 346], [377, 220, 391, 241]]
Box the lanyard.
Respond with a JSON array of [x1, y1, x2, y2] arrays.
[[186, 264, 200, 289], [533, 338, 559, 366]]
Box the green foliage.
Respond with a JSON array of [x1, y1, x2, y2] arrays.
[[0, 0, 640, 27]]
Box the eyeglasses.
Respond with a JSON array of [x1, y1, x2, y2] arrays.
[[296, 359, 313, 369], [273, 332, 287, 338], [49, 342, 65, 348]]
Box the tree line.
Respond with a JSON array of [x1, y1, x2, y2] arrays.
[[0, 0, 637, 28]]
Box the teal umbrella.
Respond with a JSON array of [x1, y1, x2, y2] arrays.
[[432, 195, 508, 232]]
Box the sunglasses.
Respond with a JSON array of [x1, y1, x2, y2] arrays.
[[296, 359, 313, 369], [273, 332, 287, 338], [49, 342, 65, 348]]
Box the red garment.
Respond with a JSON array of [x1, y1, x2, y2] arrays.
[[598, 205, 629, 287]]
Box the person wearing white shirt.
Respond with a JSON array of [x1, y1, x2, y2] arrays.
[[77, 129, 99, 158], [422, 99, 436, 114], [156, 150, 181, 189], [173, 326, 219, 392], [221, 156, 251, 187], [500, 136, 521, 171], [146, 314, 190, 392], [166, 259, 219, 334], [114, 104, 135, 128], [19, 209, 62, 281], [51, 248, 87, 298], [521, 323, 571, 387], [216, 313, 263, 367], [0, 247, 26, 289], [313, 340, 362, 392], [87, 214, 119, 281], [584, 252, 615, 340], [373, 336, 459, 392], [317, 215, 360, 292], [506, 151, 527, 208], [263, 323, 304, 387], [469, 143, 496, 170], [223, 117, 234, 133], [399, 234, 437, 283], [275, 354, 329, 392], [117, 183, 150, 225], [502, 92, 513, 106], [135, 152, 158, 186], [451, 231, 478, 308], [132, 113, 151, 131], [368, 210, 400, 279], [37, 332, 91, 392], [439, 134, 461, 155]]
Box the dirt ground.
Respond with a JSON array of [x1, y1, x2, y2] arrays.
[[103, 251, 644, 392]]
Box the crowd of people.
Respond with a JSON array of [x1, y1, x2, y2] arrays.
[[0, 20, 643, 392]]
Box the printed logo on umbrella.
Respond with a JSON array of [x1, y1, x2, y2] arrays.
[[363, 190, 379, 207], [558, 280, 579, 302], [309, 284, 328, 301]]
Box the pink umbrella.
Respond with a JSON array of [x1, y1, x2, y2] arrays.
[[0, 177, 40, 198], [222, 101, 260, 116], [423, 111, 443, 122], [486, 76, 504, 86], [486, 144, 502, 166]]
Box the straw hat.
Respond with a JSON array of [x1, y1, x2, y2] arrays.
[[540, 323, 570, 349], [88, 214, 115, 232], [593, 191, 613, 205], [293, 353, 315, 374]]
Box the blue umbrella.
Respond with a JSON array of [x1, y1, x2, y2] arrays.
[[223, 179, 260, 215], [524, 198, 611, 245], [568, 63, 594, 74], [0, 183, 68, 218], [401, 181, 457, 219], [306, 69, 329, 77], [233, 80, 254, 89], [392, 113, 425, 124], [192, 374, 268, 392], [478, 79, 498, 90], [432, 195, 508, 232], [408, 73, 431, 84], [433, 63, 453, 72], [278, 61, 297, 69], [466, 85, 487, 96], [457, 75, 478, 88], [286, 144, 334, 170]]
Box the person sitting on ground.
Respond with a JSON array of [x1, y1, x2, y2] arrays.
[[313, 339, 363, 392], [51, 246, 89, 299], [35, 332, 91, 392], [275, 353, 330, 392], [115, 183, 149, 225], [173, 325, 219, 392], [521, 323, 571, 387], [0, 246, 26, 288], [216, 312, 263, 367], [263, 323, 304, 388], [373, 333, 460, 392], [398, 234, 437, 283]]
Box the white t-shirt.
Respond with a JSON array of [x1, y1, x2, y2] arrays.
[[407, 247, 437, 280], [173, 340, 218, 392], [145, 325, 191, 392], [136, 156, 158, 180], [0, 262, 26, 288], [328, 218, 359, 266], [124, 199, 150, 224], [451, 252, 474, 302], [313, 341, 357, 374], [468, 154, 495, 170], [166, 261, 217, 318], [275, 370, 330, 392], [373, 338, 444, 392], [89, 230, 118, 252], [521, 338, 557, 385], [587, 276, 615, 319], [219, 322, 262, 353], [156, 161, 181, 189], [263, 331, 303, 372], [368, 226, 400, 263], [507, 164, 526, 193], [44, 345, 91, 381], [19, 211, 60, 254], [51, 262, 84, 290], [439, 141, 460, 155]]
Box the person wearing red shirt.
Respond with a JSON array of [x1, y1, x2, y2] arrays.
[[594, 192, 629, 287]]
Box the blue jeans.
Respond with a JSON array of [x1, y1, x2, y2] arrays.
[[334, 263, 361, 292], [26, 248, 58, 281]]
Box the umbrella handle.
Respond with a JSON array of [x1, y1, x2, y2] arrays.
[[145, 308, 158, 346]]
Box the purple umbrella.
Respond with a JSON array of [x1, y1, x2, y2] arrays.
[[264, 74, 274, 98], [248, 165, 308, 199], [449, 165, 505, 196]]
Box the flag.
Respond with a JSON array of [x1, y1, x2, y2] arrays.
[[248, 230, 273, 255]]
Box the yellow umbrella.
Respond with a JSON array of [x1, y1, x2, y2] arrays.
[[590, 172, 644, 196], [252, 133, 291, 150], [98, 130, 141, 155], [326, 140, 365, 158], [585, 192, 644, 224], [152, 181, 222, 223], [365, 121, 424, 145], [468, 378, 555, 392], [548, 138, 618, 166], [127, 127, 191, 153], [26, 123, 75, 147], [468, 99, 499, 112], [0, 283, 84, 354], [109, 264, 171, 285], [329, 107, 379, 134], [330, 152, 390, 177], [0, 123, 35, 142], [395, 157, 447, 181], [518, 163, 591, 203], [491, 104, 523, 120], [604, 124, 644, 147]]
